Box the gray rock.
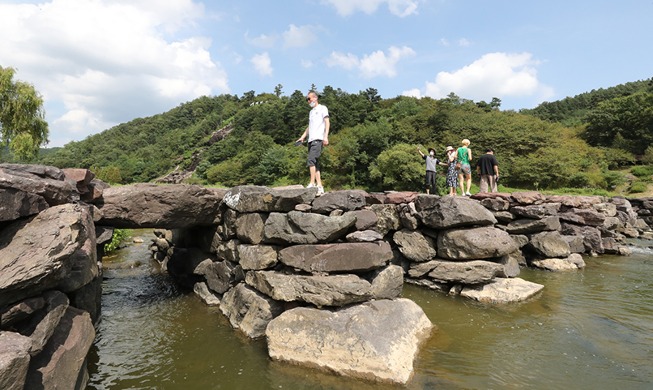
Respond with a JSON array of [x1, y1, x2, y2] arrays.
[[562, 234, 585, 253], [0, 188, 48, 222], [530, 254, 585, 271], [369, 265, 404, 299], [511, 191, 545, 205], [0, 166, 78, 206], [279, 241, 392, 273], [593, 202, 617, 217], [505, 216, 561, 234], [265, 299, 433, 384], [25, 307, 95, 390], [0, 163, 65, 180], [416, 195, 497, 229], [246, 271, 372, 307], [95, 226, 114, 246], [97, 183, 223, 228], [497, 251, 523, 277], [603, 216, 621, 230], [407, 260, 439, 278], [69, 275, 102, 326], [0, 297, 45, 329], [193, 282, 221, 306], [460, 277, 544, 303], [398, 203, 420, 230], [427, 260, 504, 284], [561, 224, 604, 254], [223, 185, 315, 213], [345, 230, 384, 242], [235, 213, 267, 244], [370, 204, 401, 236], [0, 204, 97, 307], [263, 211, 356, 244], [221, 208, 238, 240], [570, 208, 605, 227], [393, 229, 437, 262], [527, 231, 571, 258], [493, 210, 515, 223], [344, 209, 378, 231], [237, 244, 279, 270], [311, 190, 367, 213], [557, 212, 586, 225], [0, 331, 31, 390], [219, 283, 284, 338], [510, 203, 561, 219], [480, 197, 510, 211], [195, 260, 238, 294], [510, 234, 529, 248], [545, 194, 603, 208], [216, 239, 239, 263], [437, 227, 519, 260], [27, 291, 69, 356]]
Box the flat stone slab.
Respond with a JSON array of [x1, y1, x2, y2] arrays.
[[266, 298, 433, 384], [460, 277, 544, 303]]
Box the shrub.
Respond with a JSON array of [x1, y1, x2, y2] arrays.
[[629, 181, 648, 193], [631, 165, 653, 179], [104, 229, 130, 254]]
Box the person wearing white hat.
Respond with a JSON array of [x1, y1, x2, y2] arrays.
[[445, 146, 458, 196]]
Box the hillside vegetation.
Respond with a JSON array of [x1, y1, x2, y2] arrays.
[[6, 79, 652, 195]]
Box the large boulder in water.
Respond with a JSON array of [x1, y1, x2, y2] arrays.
[[266, 298, 433, 384]]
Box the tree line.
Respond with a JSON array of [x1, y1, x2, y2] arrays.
[[2, 71, 652, 194]]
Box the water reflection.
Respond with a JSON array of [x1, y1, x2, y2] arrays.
[[88, 232, 653, 390]]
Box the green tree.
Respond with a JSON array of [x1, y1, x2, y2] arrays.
[[582, 92, 653, 154], [0, 66, 49, 160], [370, 143, 424, 191]]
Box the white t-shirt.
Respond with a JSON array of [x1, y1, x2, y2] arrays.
[[308, 104, 329, 142]]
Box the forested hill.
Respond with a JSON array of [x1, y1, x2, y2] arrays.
[[521, 78, 653, 125], [28, 81, 653, 194]]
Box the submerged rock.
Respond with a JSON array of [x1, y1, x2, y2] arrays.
[[460, 277, 544, 303]]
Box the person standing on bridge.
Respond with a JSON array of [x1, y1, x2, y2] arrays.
[[297, 91, 330, 196]]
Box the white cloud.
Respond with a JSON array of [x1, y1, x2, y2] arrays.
[[323, 0, 419, 17], [251, 52, 273, 76], [408, 52, 554, 102], [328, 46, 415, 78], [0, 0, 229, 147], [245, 32, 278, 48], [282, 24, 316, 48], [458, 38, 471, 47]]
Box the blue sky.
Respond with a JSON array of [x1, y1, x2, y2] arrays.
[[1, 0, 651, 147]]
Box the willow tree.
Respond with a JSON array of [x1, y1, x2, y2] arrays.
[[0, 66, 49, 160]]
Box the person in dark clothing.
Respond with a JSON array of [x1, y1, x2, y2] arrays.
[[476, 148, 499, 193], [417, 147, 442, 194]]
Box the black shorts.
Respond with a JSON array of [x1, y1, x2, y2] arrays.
[[307, 140, 323, 168]]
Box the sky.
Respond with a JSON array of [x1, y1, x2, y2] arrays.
[[1, 0, 651, 147]]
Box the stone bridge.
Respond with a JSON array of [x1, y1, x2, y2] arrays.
[[2, 163, 653, 389]]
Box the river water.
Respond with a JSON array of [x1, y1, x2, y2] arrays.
[[87, 231, 653, 390]]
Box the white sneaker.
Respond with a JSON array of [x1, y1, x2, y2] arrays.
[[306, 183, 316, 188], [465, 191, 471, 196], [316, 186, 324, 196]]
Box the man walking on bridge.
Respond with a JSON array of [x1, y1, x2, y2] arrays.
[[297, 91, 330, 196]]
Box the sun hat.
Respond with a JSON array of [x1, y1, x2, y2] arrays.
[[446, 146, 454, 151]]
